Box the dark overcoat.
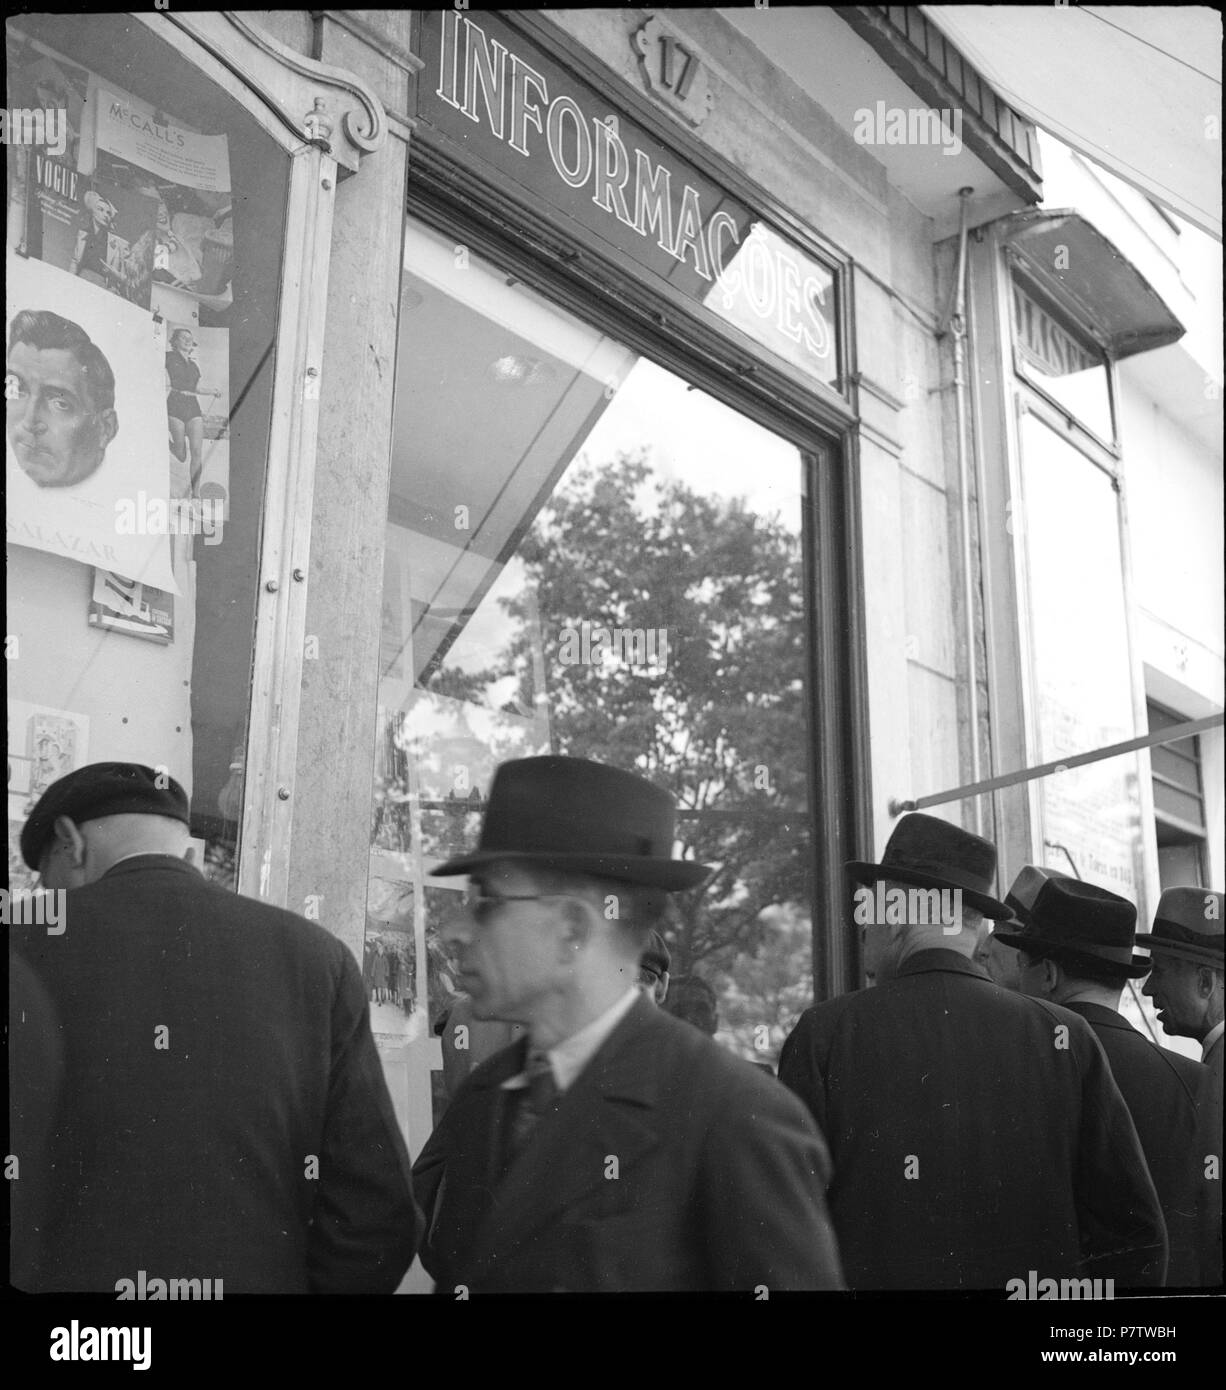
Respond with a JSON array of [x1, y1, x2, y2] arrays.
[[778, 950, 1167, 1290], [10, 855, 420, 1293], [1063, 1001, 1204, 1286], [1196, 1032, 1223, 1285], [412, 993, 845, 1292]]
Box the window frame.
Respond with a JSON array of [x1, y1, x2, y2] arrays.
[[396, 178, 867, 1006]]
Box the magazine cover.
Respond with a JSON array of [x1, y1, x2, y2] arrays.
[[6, 250, 179, 591], [25, 154, 157, 308]]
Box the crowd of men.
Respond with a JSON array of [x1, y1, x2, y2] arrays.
[[9, 757, 1223, 1293]]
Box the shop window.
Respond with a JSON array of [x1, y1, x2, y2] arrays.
[[6, 15, 288, 889], [1148, 700, 1207, 888], [1010, 275, 1113, 443], [1015, 410, 1144, 896], [369, 217, 820, 1119]]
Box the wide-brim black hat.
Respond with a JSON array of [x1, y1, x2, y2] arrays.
[[432, 755, 712, 891], [21, 761, 190, 869], [994, 868, 1150, 977], [846, 811, 1012, 920]]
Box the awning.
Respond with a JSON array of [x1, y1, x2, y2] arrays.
[[922, 6, 1222, 240], [998, 209, 1186, 359]]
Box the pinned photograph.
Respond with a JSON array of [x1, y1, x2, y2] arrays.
[[6, 251, 178, 591]]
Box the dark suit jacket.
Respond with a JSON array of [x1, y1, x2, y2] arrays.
[[412, 994, 845, 1292], [779, 950, 1166, 1290], [10, 855, 420, 1293], [1064, 1001, 1204, 1286], [1197, 1032, 1223, 1285]]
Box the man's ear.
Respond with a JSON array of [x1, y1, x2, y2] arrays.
[[1196, 965, 1222, 1000], [100, 408, 119, 450], [52, 815, 86, 866]]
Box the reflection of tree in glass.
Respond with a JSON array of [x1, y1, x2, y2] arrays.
[[368, 713, 413, 854], [712, 902, 813, 1065], [448, 450, 815, 1052]]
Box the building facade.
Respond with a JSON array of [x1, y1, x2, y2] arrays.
[[7, 8, 1220, 1153]]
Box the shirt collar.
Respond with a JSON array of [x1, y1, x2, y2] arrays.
[[897, 948, 988, 979], [100, 853, 200, 880], [1202, 1020, 1225, 1059], [503, 987, 642, 1095]]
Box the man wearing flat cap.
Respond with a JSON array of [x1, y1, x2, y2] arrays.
[[1140, 886, 1224, 1285], [411, 755, 844, 1292], [999, 869, 1203, 1284], [779, 812, 1166, 1290], [9, 762, 420, 1293]]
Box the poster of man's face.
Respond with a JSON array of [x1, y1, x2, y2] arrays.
[[7, 312, 119, 487], [6, 252, 178, 593]]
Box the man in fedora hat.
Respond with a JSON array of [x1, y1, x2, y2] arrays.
[[410, 755, 844, 1292], [9, 762, 420, 1293], [998, 869, 1204, 1284], [1139, 887, 1224, 1284], [438, 931, 671, 1099], [779, 812, 1166, 1290]]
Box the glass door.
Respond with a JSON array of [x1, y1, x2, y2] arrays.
[[373, 216, 823, 1149]]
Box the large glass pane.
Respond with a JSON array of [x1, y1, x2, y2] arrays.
[[370, 217, 817, 1123], [1019, 410, 1145, 902], [6, 15, 287, 891]]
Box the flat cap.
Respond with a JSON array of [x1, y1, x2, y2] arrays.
[[21, 761, 190, 869]]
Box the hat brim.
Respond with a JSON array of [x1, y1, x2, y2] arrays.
[[430, 848, 713, 891], [992, 930, 1152, 978], [846, 861, 1014, 922], [1134, 932, 1223, 970]]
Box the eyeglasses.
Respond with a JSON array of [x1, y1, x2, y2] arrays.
[[460, 888, 571, 920]]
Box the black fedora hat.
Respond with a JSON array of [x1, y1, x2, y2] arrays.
[[846, 811, 1012, 920], [21, 761, 190, 869], [431, 756, 712, 891], [994, 868, 1149, 977], [1136, 886, 1225, 970]]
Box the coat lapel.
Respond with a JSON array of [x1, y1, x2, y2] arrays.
[[466, 997, 663, 1282]]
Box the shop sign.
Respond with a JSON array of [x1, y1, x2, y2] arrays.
[[417, 11, 838, 389], [1011, 279, 1113, 439], [1012, 281, 1100, 380]]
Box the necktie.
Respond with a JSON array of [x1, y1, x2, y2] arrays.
[[505, 1049, 559, 1161]]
